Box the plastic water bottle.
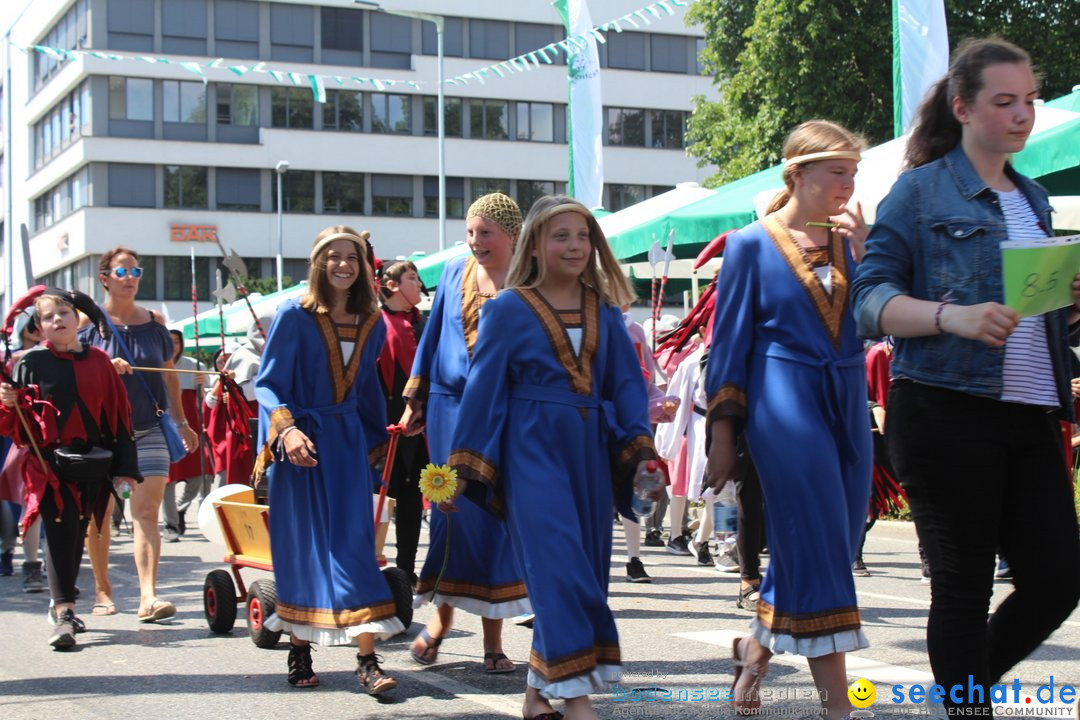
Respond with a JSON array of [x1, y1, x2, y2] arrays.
[[711, 481, 738, 533], [631, 461, 664, 518], [118, 481, 131, 499]]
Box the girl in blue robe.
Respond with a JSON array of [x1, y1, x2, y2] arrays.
[[445, 195, 656, 720], [402, 193, 530, 674], [254, 226, 401, 695], [704, 121, 873, 718]]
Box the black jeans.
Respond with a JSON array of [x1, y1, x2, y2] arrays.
[[888, 380, 1080, 716], [388, 433, 427, 577]]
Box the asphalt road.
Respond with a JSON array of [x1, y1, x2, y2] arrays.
[[1, 513, 1077, 720]]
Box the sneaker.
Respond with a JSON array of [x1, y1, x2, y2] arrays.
[[665, 534, 692, 556], [994, 557, 1011, 580], [919, 550, 931, 584], [626, 557, 652, 583], [162, 525, 180, 543], [689, 538, 714, 566], [643, 529, 664, 547], [714, 544, 741, 573], [513, 613, 535, 627], [22, 561, 45, 593], [47, 603, 87, 633], [49, 608, 77, 649], [852, 557, 871, 577], [0, 550, 13, 576], [737, 583, 760, 612]]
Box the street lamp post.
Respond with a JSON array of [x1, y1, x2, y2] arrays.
[[275, 160, 289, 293], [354, 1, 446, 251]]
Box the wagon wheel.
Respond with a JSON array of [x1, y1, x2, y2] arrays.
[[247, 578, 283, 649], [204, 569, 237, 633]]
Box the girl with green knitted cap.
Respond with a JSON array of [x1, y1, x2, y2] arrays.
[[403, 192, 531, 674]]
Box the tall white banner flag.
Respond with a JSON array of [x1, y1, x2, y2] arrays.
[[554, 0, 603, 210], [893, 0, 949, 135]]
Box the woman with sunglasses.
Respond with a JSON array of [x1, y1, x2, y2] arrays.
[[80, 246, 197, 621]]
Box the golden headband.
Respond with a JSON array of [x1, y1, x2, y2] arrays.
[[783, 150, 862, 169], [309, 230, 370, 262]]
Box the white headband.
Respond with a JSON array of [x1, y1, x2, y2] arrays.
[[309, 230, 370, 262], [783, 150, 862, 168]]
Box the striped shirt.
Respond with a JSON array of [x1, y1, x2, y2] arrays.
[[996, 188, 1058, 407]]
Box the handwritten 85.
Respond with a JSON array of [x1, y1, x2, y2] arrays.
[[1021, 271, 1059, 297]]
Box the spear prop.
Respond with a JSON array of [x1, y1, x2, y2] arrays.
[[212, 238, 266, 340], [656, 228, 676, 336], [191, 248, 207, 484], [647, 232, 676, 346]]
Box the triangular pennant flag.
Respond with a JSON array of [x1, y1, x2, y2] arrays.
[[309, 74, 326, 103], [228, 65, 249, 76], [178, 61, 208, 84], [269, 70, 285, 83]]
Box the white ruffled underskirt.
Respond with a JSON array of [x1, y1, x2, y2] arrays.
[[264, 613, 404, 645], [750, 617, 869, 658], [528, 664, 621, 700], [412, 590, 532, 620]]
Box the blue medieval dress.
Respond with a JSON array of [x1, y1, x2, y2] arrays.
[[705, 217, 872, 656], [404, 255, 530, 617], [254, 299, 403, 644], [448, 285, 656, 699]]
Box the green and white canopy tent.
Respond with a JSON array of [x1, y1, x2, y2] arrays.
[[168, 282, 308, 351]]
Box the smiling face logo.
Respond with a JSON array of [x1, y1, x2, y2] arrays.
[[848, 678, 877, 708]]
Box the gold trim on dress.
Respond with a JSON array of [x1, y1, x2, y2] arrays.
[[312, 310, 381, 404], [515, 286, 600, 397], [761, 216, 850, 349], [449, 447, 498, 488], [707, 385, 747, 424], [414, 577, 529, 604], [402, 375, 429, 403], [252, 406, 298, 485], [529, 642, 622, 683], [275, 599, 398, 629], [460, 256, 494, 359], [756, 599, 862, 638], [617, 435, 656, 468]]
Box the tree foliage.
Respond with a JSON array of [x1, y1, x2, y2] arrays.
[[686, 0, 1080, 187]]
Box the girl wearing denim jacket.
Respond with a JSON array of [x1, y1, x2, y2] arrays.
[[852, 38, 1080, 719]]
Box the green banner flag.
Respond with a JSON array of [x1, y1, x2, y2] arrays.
[[1001, 234, 1080, 317]]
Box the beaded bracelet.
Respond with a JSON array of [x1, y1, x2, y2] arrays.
[[934, 301, 949, 334]]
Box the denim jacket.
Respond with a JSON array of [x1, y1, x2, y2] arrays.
[[851, 145, 1074, 421]]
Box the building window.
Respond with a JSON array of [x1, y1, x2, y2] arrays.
[[423, 176, 465, 218], [605, 31, 646, 71], [423, 97, 462, 137], [322, 7, 364, 51], [109, 164, 155, 208], [608, 184, 646, 212], [135, 256, 158, 301], [270, 3, 315, 62], [469, 19, 510, 60], [163, 81, 207, 124], [215, 0, 259, 59], [164, 256, 212, 300], [469, 99, 508, 140], [107, 0, 154, 51], [514, 23, 559, 57], [34, 83, 88, 169], [216, 84, 258, 126], [323, 172, 365, 214], [371, 94, 411, 134], [271, 87, 314, 129], [651, 35, 690, 73], [216, 168, 261, 211], [516, 102, 554, 142], [32, 166, 91, 231], [164, 166, 208, 209], [371, 174, 413, 216], [606, 107, 645, 147], [369, 13, 412, 69], [421, 18, 464, 57], [33, 0, 88, 91], [272, 170, 316, 213], [470, 178, 510, 204], [324, 90, 363, 132], [517, 180, 555, 215], [161, 0, 208, 55], [109, 77, 153, 121], [650, 110, 685, 149]]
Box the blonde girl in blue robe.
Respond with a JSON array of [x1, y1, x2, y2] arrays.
[[443, 195, 658, 720]]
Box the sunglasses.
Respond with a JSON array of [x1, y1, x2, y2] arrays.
[[110, 267, 143, 279]]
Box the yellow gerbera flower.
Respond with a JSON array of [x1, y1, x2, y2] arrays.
[[419, 464, 459, 504]]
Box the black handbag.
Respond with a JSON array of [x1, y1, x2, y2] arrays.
[[53, 444, 114, 484]]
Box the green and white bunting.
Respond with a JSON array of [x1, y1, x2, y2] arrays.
[[22, 0, 689, 103]]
